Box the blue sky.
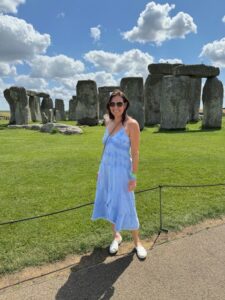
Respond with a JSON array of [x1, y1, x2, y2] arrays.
[[0, 0, 225, 110]]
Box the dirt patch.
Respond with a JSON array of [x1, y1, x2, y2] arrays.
[[1, 216, 225, 290]]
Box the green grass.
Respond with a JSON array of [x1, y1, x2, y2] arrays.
[[0, 118, 225, 275]]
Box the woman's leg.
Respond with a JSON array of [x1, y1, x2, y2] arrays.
[[132, 229, 147, 259], [131, 229, 142, 247], [111, 224, 122, 240]]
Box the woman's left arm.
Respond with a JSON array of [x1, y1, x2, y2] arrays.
[[129, 121, 140, 173], [128, 121, 140, 191]]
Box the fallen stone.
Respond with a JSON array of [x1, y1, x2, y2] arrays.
[[40, 123, 83, 134]]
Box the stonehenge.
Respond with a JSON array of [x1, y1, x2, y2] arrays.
[[145, 63, 223, 130], [75, 80, 98, 126], [4, 86, 31, 125], [144, 74, 163, 125], [2, 63, 224, 130], [120, 77, 145, 130], [160, 76, 190, 130], [55, 99, 66, 121], [202, 77, 224, 129], [27, 90, 42, 122], [188, 78, 202, 122], [40, 94, 54, 124], [68, 96, 77, 121], [98, 86, 120, 119]]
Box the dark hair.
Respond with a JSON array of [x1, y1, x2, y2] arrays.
[[106, 89, 130, 124]]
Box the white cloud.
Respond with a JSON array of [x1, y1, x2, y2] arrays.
[[0, 15, 50, 62], [0, 0, 25, 14], [29, 55, 85, 78], [59, 71, 118, 90], [51, 72, 118, 109], [90, 25, 101, 42], [0, 62, 17, 76], [0, 78, 11, 110], [200, 37, 225, 68], [222, 16, 225, 23], [122, 1, 197, 45], [84, 49, 153, 77], [159, 58, 183, 64], [14, 75, 48, 90], [57, 12, 65, 19]]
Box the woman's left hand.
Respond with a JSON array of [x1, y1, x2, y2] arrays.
[[128, 179, 136, 192]]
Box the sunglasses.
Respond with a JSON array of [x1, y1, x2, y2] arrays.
[[109, 101, 124, 107]]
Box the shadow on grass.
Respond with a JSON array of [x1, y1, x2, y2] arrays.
[[153, 127, 222, 134], [0, 124, 8, 130], [56, 247, 134, 300]]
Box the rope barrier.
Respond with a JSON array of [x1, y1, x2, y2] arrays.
[[0, 202, 94, 226], [162, 183, 225, 188], [0, 183, 224, 227]]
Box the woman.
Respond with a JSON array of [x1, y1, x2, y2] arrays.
[[92, 89, 147, 260]]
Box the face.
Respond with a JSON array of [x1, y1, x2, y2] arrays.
[[109, 95, 126, 118]]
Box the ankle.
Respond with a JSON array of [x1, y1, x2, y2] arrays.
[[134, 241, 142, 247], [114, 233, 122, 240]]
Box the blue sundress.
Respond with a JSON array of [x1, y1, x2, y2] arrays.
[[91, 126, 139, 231]]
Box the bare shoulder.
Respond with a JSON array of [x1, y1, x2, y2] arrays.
[[126, 117, 140, 131]]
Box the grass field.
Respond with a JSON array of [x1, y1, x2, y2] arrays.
[[0, 118, 225, 275]]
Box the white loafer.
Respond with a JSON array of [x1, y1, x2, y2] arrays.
[[136, 245, 147, 260], [109, 237, 122, 254]]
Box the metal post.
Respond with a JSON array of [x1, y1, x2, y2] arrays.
[[159, 185, 168, 233]]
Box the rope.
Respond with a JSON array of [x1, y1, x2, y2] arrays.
[[0, 183, 224, 226]]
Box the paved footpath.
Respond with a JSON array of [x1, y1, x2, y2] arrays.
[[1, 223, 225, 300]]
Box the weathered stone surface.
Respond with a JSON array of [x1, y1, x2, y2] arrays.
[[41, 97, 53, 110], [40, 123, 83, 134], [29, 95, 42, 122], [76, 80, 98, 126], [40, 97, 54, 123], [144, 74, 163, 125], [41, 109, 54, 124], [202, 77, 223, 129], [29, 124, 43, 130], [160, 76, 190, 130], [55, 99, 66, 121], [188, 78, 202, 122], [98, 86, 120, 119], [26, 90, 37, 97], [37, 92, 50, 98], [68, 96, 77, 121], [148, 63, 182, 75], [8, 124, 29, 129], [3, 86, 31, 125], [8, 124, 42, 130], [173, 64, 220, 78], [120, 77, 145, 130]]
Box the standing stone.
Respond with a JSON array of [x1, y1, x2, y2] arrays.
[[144, 74, 163, 125], [120, 77, 145, 130], [55, 99, 66, 121], [27, 90, 41, 122], [68, 96, 77, 121], [3, 86, 31, 125], [202, 77, 223, 129], [160, 76, 190, 130], [98, 86, 120, 119], [76, 80, 98, 126], [40, 97, 54, 124], [188, 78, 202, 122]]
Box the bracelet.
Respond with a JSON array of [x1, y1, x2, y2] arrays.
[[130, 172, 137, 180]]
